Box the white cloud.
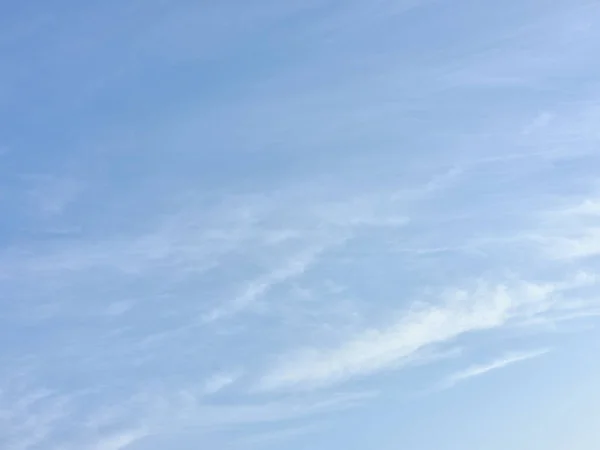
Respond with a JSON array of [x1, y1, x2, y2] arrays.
[[233, 423, 321, 448], [437, 348, 550, 390], [256, 277, 583, 391], [0, 379, 371, 449], [521, 111, 555, 135], [88, 429, 149, 450], [563, 199, 600, 216], [534, 194, 600, 260], [4, 0, 600, 448], [443, 3, 600, 88], [178, 392, 375, 429], [0, 387, 72, 450], [547, 229, 600, 260], [203, 244, 330, 322], [202, 371, 242, 395]]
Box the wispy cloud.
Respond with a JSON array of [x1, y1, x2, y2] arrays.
[[88, 429, 149, 450], [203, 244, 333, 322], [436, 349, 550, 391], [168, 391, 376, 429], [546, 230, 600, 260], [0, 378, 372, 450], [529, 193, 600, 260], [232, 423, 322, 449], [442, 3, 600, 88], [23, 175, 84, 217], [202, 371, 242, 395], [0, 386, 73, 450], [256, 277, 585, 391], [3, 0, 600, 448]]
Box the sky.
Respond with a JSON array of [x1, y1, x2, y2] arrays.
[[1, 0, 600, 449]]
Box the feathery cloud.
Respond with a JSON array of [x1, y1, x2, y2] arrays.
[[437, 349, 550, 390], [257, 277, 581, 391], [202, 371, 242, 395]]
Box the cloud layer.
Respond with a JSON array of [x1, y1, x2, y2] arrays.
[[2, 0, 600, 449]]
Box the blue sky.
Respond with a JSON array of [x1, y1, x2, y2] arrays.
[[2, 0, 600, 448]]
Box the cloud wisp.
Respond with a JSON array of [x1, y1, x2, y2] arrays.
[[256, 276, 587, 391], [3, 0, 600, 449], [436, 348, 551, 391], [202, 371, 243, 396]]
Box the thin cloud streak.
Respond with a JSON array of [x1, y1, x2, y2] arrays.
[[437, 348, 551, 391], [257, 276, 590, 391], [3, 0, 600, 448], [202, 371, 242, 395], [203, 244, 333, 322]]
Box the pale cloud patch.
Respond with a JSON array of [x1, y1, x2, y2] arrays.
[[0, 379, 373, 449], [436, 348, 550, 391], [443, 2, 600, 88], [88, 428, 149, 450], [533, 194, 600, 260], [563, 199, 600, 216], [256, 276, 585, 391], [202, 371, 242, 396], [546, 229, 600, 260], [232, 423, 322, 448], [139, 389, 376, 433], [0, 387, 73, 450], [3, 1, 600, 448], [23, 175, 84, 217], [521, 111, 555, 135], [203, 242, 338, 322]]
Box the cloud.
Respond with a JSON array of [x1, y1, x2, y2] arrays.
[[531, 194, 600, 260], [0, 196, 261, 281], [88, 429, 149, 450], [232, 423, 321, 448], [436, 348, 550, 390], [256, 277, 584, 391], [0, 378, 372, 450], [0, 387, 72, 450], [168, 391, 375, 429], [562, 199, 600, 216], [203, 245, 329, 322], [442, 2, 600, 88], [546, 229, 600, 260], [4, 1, 600, 448], [520, 111, 555, 135], [24, 176, 84, 217], [202, 371, 242, 395]]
